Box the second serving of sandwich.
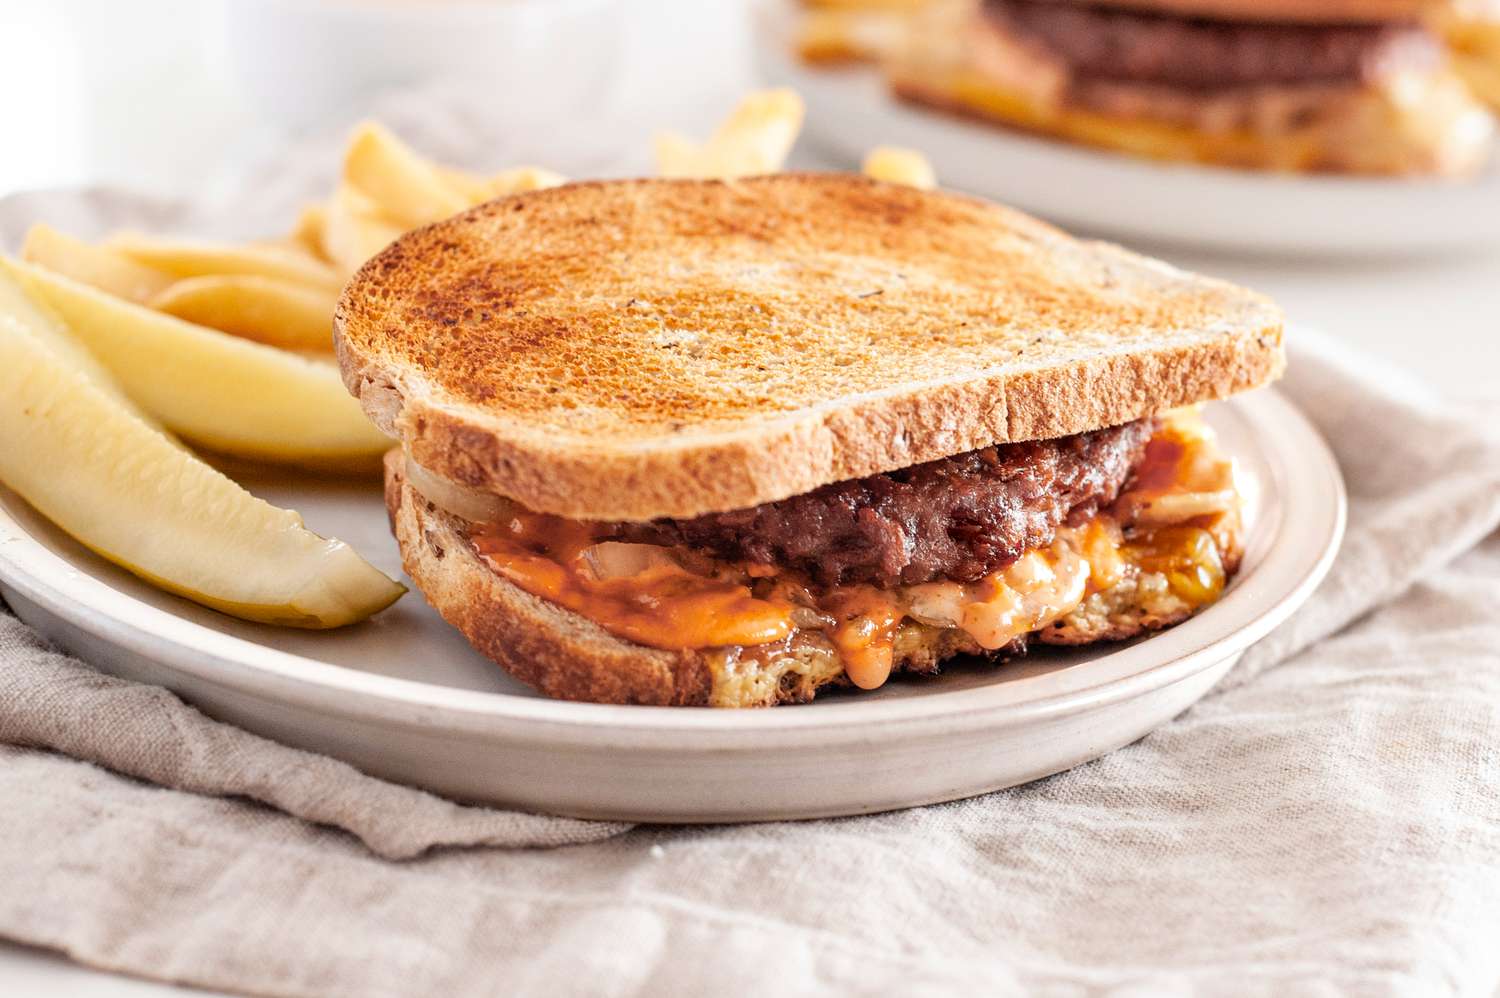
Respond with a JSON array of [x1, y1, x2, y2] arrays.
[[802, 0, 1496, 175], [336, 173, 1283, 707]]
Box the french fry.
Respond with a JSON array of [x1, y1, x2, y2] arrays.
[[655, 89, 806, 179], [149, 275, 340, 353], [436, 165, 495, 204], [320, 124, 571, 276], [484, 166, 568, 198], [21, 224, 175, 304], [322, 184, 407, 277], [107, 234, 342, 292], [653, 132, 706, 179], [862, 145, 938, 189], [343, 121, 471, 228], [3, 258, 390, 467], [797, 10, 868, 64], [0, 267, 402, 626], [796, 7, 915, 64], [288, 203, 331, 261]]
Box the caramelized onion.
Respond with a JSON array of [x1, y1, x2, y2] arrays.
[[405, 456, 515, 524], [1131, 490, 1237, 525], [790, 605, 836, 630], [581, 542, 679, 581], [904, 582, 967, 628]]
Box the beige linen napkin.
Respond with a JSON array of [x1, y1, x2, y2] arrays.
[[3, 325, 1500, 995]]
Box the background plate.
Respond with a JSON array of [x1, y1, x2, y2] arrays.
[[0, 390, 1343, 823], [755, 6, 1500, 257]]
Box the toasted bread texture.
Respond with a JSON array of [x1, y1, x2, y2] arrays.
[[386, 452, 1245, 707], [338, 175, 1282, 521]]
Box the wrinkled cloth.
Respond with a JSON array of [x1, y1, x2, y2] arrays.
[[3, 91, 1500, 995], [3, 329, 1498, 998]]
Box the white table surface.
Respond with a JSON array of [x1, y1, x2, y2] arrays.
[[3, 0, 1496, 994]]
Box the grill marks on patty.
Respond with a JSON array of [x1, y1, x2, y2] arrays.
[[616, 419, 1154, 589], [982, 0, 1439, 90]]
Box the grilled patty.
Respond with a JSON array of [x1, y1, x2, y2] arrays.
[[982, 0, 1438, 89], [616, 419, 1154, 589]]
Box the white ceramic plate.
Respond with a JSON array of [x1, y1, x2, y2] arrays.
[[755, 5, 1500, 256], [0, 389, 1342, 823]]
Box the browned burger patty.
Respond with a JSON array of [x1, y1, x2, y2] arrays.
[[615, 419, 1154, 589], [982, 0, 1439, 89]]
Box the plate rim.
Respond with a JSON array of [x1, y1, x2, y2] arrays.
[[0, 386, 1344, 748]]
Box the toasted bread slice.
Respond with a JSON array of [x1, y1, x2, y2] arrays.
[[338, 175, 1282, 521]]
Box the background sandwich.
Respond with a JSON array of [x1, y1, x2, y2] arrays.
[[336, 174, 1284, 707], [884, 0, 1494, 174]]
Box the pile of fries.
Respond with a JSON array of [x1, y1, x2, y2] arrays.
[[23, 123, 566, 359], [0, 88, 934, 628]]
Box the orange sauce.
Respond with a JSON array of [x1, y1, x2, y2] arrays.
[[471, 512, 793, 651], [822, 587, 903, 690]]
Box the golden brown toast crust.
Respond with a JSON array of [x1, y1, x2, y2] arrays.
[[339, 175, 1282, 521]]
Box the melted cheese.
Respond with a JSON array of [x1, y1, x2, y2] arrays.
[[932, 69, 1324, 170], [456, 411, 1239, 692], [823, 587, 903, 689], [471, 512, 795, 650]]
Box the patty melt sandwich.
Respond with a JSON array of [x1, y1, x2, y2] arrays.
[[888, 0, 1494, 174], [335, 175, 1283, 707]]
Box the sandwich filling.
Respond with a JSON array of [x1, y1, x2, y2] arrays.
[[410, 409, 1243, 704], [613, 419, 1153, 589]]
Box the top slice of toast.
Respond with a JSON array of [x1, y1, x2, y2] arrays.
[[335, 174, 1283, 521]]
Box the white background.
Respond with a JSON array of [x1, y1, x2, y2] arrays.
[[1, 0, 1496, 992]]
